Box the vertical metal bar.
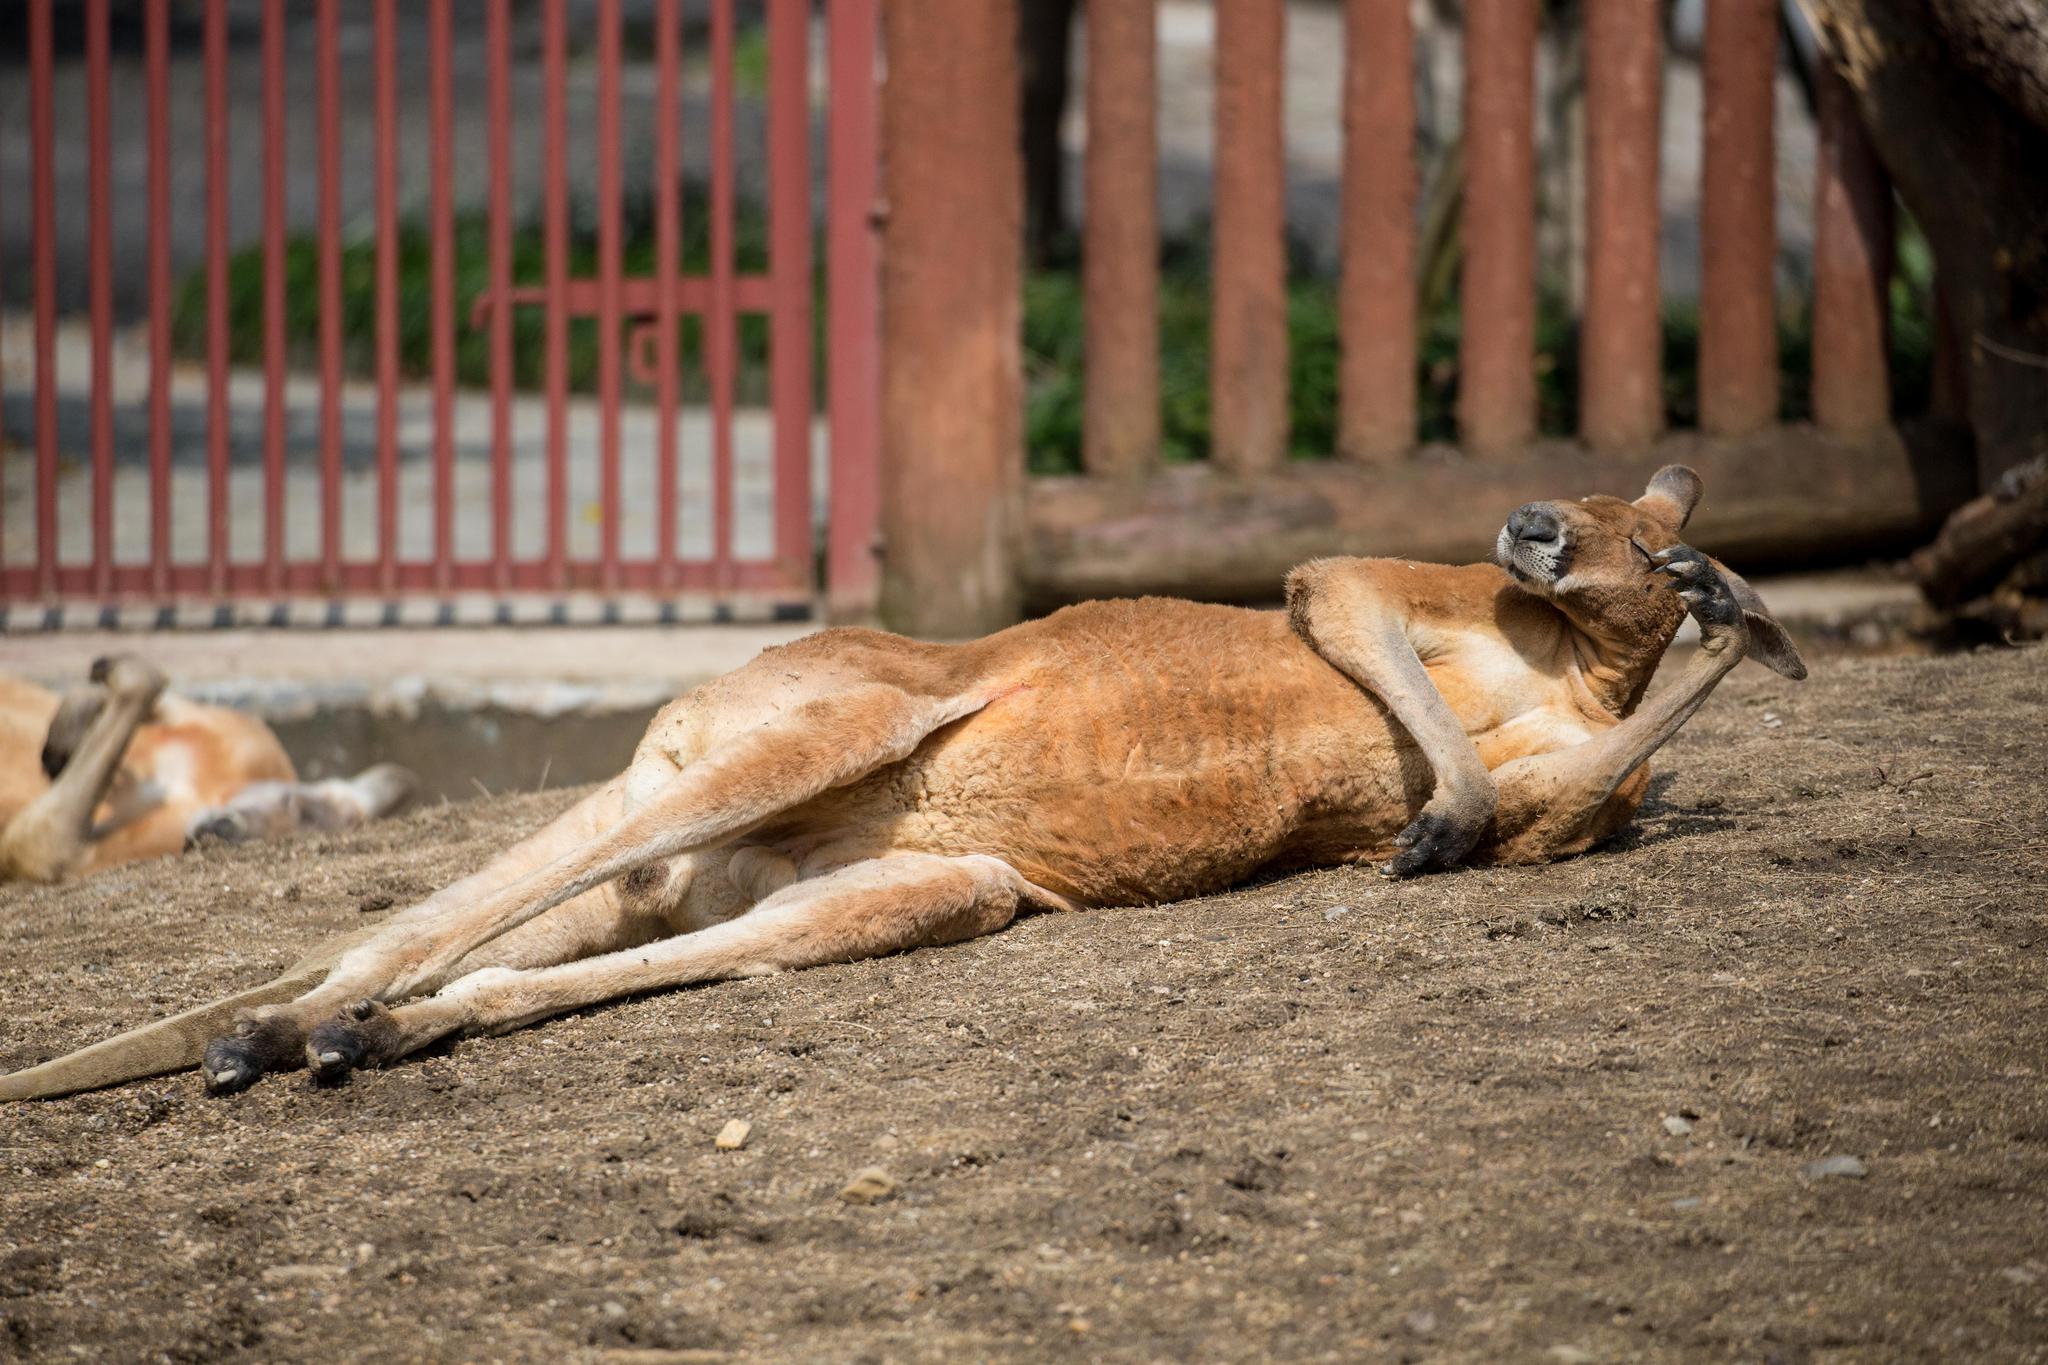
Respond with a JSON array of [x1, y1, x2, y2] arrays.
[[1082, 0, 1160, 480], [1811, 61, 1892, 435], [488, 0, 514, 592], [655, 0, 684, 589], [148, 0, 175, 596], [375, 0, 400, 593], [544, 0, 570, 585], [30, 0, 58, 596], [710, 0, 738, 586], [1699, 0, 1777, 435], [1580, 0, 1663, 451], [598, 0, 625, 591], [318, 0, 343, 586], [826, 0, 882, 618], [1210, 0, 1289, 475], [1338, 0, 1416, 463], [263, 0, 289, 592], [1459, 0, 1537, 455], [89, 0, 115, 597], [205, 0, 230, 594], [768, 0, 812, 586], [431, 0, 456, 590]]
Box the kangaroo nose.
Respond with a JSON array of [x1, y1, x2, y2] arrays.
[[1507, 504, 1561, 544]]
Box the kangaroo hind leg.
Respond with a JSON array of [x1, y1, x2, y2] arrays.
[[304, 853, 1062, 1078], [205, 679, 999, 1094]]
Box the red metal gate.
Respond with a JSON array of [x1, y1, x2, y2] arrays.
[[3, 0, 880, 621]]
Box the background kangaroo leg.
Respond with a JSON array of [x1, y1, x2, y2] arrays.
[[302, 853, 1062, 1079], [0, 657, 165, 883]]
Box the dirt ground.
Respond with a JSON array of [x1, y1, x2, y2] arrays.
[[1, 645, 2045, 1363]]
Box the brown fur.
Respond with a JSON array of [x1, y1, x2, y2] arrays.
[[0, 467, 1803, 1101]]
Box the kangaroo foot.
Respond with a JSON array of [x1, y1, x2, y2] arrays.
[[202, 1012, 304, 1096], [305, 1000, 403, 1085]]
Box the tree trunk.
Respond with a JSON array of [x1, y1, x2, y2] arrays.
[[1801, 0, 2048, 488]]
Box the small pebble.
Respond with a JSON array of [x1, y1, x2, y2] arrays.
[[1999, 1266, 2039, 1286], [1671, 1197, 1703, 1211], [1800, 1154, 1868, 1180], [92, 1159, 109, 1169], [1404, 1310, 1437, 1337], [1323, 904, 1356, 922], [839, 1166, 896, 1204], [1662, 1116, 1693, 1137], [714, 1119, 752, 1151]]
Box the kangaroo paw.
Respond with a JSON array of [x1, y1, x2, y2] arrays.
[[202, 1012, 304, 1096], [306, 1000, 402, 1085]]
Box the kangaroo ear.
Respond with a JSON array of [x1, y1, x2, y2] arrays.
[[1635, 465, 1702, 530], [1708, 556, 1808, 681]]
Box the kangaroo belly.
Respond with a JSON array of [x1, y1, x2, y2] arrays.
[[775, 601, 1419, 906]]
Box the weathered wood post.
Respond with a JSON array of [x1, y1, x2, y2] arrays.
[[1212, 0, 1290, 475], [1699, 0, 1778, 436], [1338, 0, 1417, 464], [1459, 0, 1537, 455], [1811, 60, 1893, 436], [879, 0, 1025, 635], [1083, 0, 1161, 480], [1580, 0, 1663, 451]]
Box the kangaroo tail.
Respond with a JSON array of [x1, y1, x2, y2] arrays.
[[0, 925, 377, 1101]]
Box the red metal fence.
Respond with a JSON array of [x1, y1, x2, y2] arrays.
[[4, 0, 881, 619]]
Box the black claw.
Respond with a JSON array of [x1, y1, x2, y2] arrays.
[[306, 1000, 399, 1085], [1378, 811, 1476, 879], [201, 1013, 304, 1096]]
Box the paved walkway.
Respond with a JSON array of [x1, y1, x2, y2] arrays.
[[0, 316, 827, 582]]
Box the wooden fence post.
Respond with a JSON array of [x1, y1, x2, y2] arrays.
[[1699, 0, 1778, 435], [1812, 60, 1893, 436], [1338, 0, 1416, 464], [1083, 0, 1160, 480], [1459, 0, 1537, 455], [880, 0, 1024, 635], [1580, 0, 1662, 451], [1212, 0, 1289, 475]]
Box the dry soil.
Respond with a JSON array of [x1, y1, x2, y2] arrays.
[[1, 646, 2045, 1363]]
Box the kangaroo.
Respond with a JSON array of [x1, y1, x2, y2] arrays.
[[0, 657, 417, 885], [0, 466, 1804, 1101]]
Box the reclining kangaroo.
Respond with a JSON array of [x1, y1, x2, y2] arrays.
[[0, 658, 417, 884], [0, 467, 1803, 1101]]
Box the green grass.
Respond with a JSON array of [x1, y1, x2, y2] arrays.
[[177, 210, 1935, 476]]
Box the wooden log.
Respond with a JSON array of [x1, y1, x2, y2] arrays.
[[1020, 426, 1975, 607], [879, 0, 1023, 636], [1909, 455, 2048, 608]]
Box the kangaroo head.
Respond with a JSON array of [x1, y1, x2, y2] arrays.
[[1495, 465, 1804, 680]]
